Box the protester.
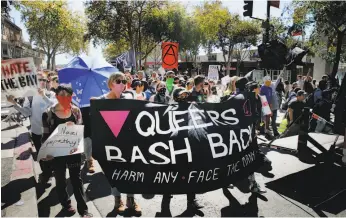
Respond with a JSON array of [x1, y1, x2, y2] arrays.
[[131, 79, 147, 100], [224, 76, 238, 96], [50, 75, 59, 92], [149, 81, 170, 104], [270, 78, 282, 136], [284, 90, 306, 137], [314, 80, 327, 103], [260, 76, 273, 134], [203, 81, 211, 99], [186, 79, 194, 91], [41, 85, 92, 218], [296, 75, 304, 89], [173, 76, 180, 85], [207, 86, 221, 103], [145, 79, 157, 100], [91, 72, 141, 214], [287, 82, 298, 99], [7, 73, 56, 184], [187, 75, 205, 103], [137, 70, 146, 81]]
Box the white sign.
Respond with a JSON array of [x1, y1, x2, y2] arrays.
[[1, 57, 38, 99], [37, 124, 84, 161], [208, 65, 220, 80], [260, 95, 272, 116]]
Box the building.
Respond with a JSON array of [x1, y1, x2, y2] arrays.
[[1, 15, 23, 59], [1, 15, 45, 69]]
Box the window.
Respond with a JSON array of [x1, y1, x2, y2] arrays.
[[208, 54, 217, 61], [2, 44, 8, 55]]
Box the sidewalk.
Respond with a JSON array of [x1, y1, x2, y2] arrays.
[[1, 119, 38, 217]]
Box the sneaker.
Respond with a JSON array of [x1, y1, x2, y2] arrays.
[[126, 197, 142, 215], [114, 196, 126, 213], [87, 159, 95, 173], [81, 212, 93, 218], [63, 205, 76, 215], [187, 199, 203, 210], [250, 182, 267, 194]]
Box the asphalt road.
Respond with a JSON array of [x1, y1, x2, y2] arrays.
[[34, 146, 346, 217]]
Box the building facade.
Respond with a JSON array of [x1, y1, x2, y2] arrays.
[[1, 15, 45, 69]]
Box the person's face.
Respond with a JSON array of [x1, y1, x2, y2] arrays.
[[174, 79, 179, 85], [152, 73, 157, 78], [297, 95, 305, 101], [254, 87, 260, 95], [292, 84, 297, 89], [298, 76, 302, 81], [166, 74, 174, 80], [264, 80, 271, 87], [51, 78, 59, 89], [37, 75, 47, 89], [57, 89, 72, 97], [109, 75, 126, 90], [157, 83, 166, 91], [138, 73, 143, 80], [187, 83, 193, 90], [136, 83, 144, 92]]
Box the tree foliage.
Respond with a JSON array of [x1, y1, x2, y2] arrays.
[[215, 15, 261, 75], [292, 1, 346, 77], [85, 1, 162, 67], [18, 1, 87, 70]]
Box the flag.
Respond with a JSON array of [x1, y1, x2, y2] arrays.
[[162, 42, 179, 69], [110, 49, 137, 71], [269, 0, 280, 8]]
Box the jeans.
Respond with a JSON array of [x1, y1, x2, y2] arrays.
[[31, 133, 52, 178], [271, 110, 278, 134], [111, 187, 134, 198], [52, 154, 88, 215]]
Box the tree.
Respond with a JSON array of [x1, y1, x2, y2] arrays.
[[85, 1, 161, 68], [143, 3, 205, 69], [18, 1, 87, 70], [292, 1, 346, 79], [215, 15, 261, 75]]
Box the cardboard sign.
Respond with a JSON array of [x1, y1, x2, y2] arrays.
[[260, 95, 272, 116], [37, 124, 84, 161], [252, 70, 264, 84], [208, 65, 220, 80], [1, 57, 38, 98], [162, 42, 179, 69], [91, 96, 262, 194]]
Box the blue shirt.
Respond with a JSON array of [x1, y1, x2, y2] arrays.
[[260, 86, 273, 104]]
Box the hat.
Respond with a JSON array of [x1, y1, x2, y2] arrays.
[[131, 79, 148, 91], [297, 90, 306, 97], [263, 76, 271, 82], [173, 88, 191, 102]]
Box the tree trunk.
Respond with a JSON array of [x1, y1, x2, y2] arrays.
[[46, 54, 51, 70], [51, 53, 56, 70], [138, 13, 142, 69], [331, 31, 344, 80]]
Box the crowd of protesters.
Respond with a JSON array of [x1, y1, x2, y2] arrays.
[[5, 67, 346, 217]]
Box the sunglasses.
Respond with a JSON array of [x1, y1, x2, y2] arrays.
[[167, 75, 174, 79], [38, 79, 47, 82], [115, 79, 127, 85]]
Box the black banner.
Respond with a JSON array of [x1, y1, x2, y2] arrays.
[[91, 96, 262, 194]]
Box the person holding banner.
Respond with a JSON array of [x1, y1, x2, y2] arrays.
[[187, 75, 205, 103], [7, 73, 56, 184], [149, 81, 170, 104], [131, 79, 147, 100], [92, 72, 141, 215], [41, 85, 92, 218]]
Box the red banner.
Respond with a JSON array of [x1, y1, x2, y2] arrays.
[[162, 42, 179, 69]]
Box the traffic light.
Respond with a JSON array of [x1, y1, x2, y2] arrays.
[[243, 0, 253, 17]]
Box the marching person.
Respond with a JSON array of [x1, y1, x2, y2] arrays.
[[260, 76, 273, 135], [187, 75, 205, 103], [149, 81, 170, 104], [91, 72, 141, 215], [285, 90, 306, 137], [144, 79, 157, 100], [41, 85, 92, 218], [7, 73, 56, 184], [186, 79, 194, 91], [131, 79, 147, 100]]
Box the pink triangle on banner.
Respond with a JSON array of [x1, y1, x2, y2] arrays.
[[100, 111, 130, 137]]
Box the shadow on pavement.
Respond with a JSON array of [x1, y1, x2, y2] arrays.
[[37, 178, 74, 217], [82, 172, 111, 201], [1, 124, 19, 131], [266, 164, 346, 215], [176, 209, 204, 217], [107, 208, 141, 217], [1, 177, 36, 210], [1, 138, 15, 150], [220, 188, 261, 217]]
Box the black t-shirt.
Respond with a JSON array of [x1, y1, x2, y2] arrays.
[[289, 100, 305, 121], [187, 87, 204, 103]]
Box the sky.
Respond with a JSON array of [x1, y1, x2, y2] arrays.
[[9, 0, 291, 66]]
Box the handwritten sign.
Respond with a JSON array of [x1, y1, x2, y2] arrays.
[[1, 57, 38, 99], [37, 124, 84, 161], [208, 65, 220, 80], [260, 95, 272, 116]]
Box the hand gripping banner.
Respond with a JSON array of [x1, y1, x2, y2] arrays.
[[161, 42, 179, 69], [91, 95, 262, 194]]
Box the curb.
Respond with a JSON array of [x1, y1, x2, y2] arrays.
[[1, 124, 38, 217]]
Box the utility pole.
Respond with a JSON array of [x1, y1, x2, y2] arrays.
[[265, 1, 271, 43]]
